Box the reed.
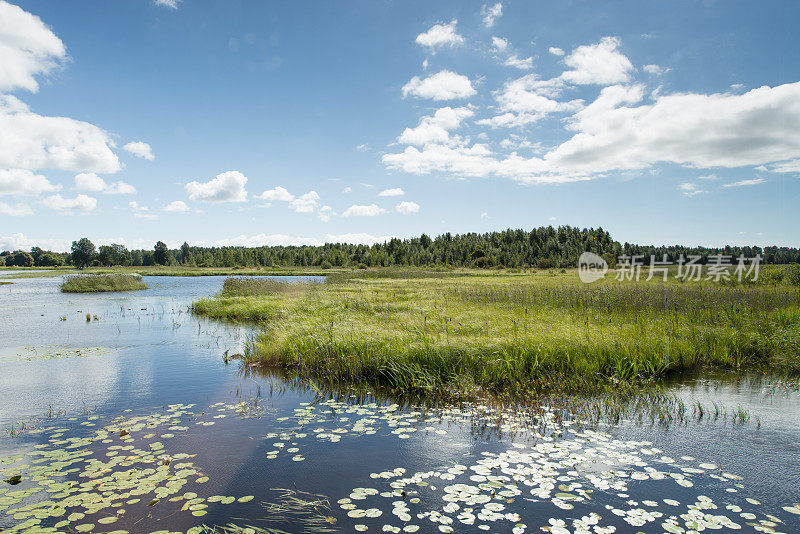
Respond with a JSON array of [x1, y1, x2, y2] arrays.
[[193, 271, 800, 397], [60, 273, 147, 293]]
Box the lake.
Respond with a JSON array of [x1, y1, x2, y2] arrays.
[[1, 275, 798, 533]]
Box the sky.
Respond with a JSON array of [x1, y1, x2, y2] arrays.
[[1, 0, 799, 253]]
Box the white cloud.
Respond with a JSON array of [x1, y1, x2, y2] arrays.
[[325, 233, 394, 245], [678, 182, 707, 197], [0, 1, 66, 93], [317, 205, 334, 222], [257, 185, 294, 202], [215, 234, 324, 247], [164, 200, 190, 213], [0, 200, 33, 216], [477, 75, 582, 128], [402, 70, 476, 101], [153, 0, 180, 8], [698, 174, 719, 180], [503, 55, 534, 70], [768, 159, 800, 173], [289, 191, 320, 213], [643, 64, 669, 76], [546, 82, 800, 174], [398, 106, 474, 146], [42, 193, 96, 212], [415, 20, 464, 50], [355, 143, 369, 151], [123, 141, 154, 161], [342, 203, 387, 217], [186, 170, 248, 202], [723, 178, 766, 188], [548, 47, 565, 56], [480, 212, 489, 219], [0, 96, 121, 174], [548, 216, 557, 221], [0, 232, 67, 252], [134, 212, 157, 220], [383, 142, 498, 178], [491, 36, 508, 51], [395, 200, 419, 214], [560, 37, 633, 85], [342, 186, 352, 193], [481, 3, 503, 28], [378, 187, 405, 197], [0, 168, 60, 196], [129, 201, 148, 212], [74, 172, 135, 195]]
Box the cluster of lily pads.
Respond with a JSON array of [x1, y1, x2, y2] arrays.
[[2, 393, 799, 534], [3, 346, 114, 363], [0, 403, 256, 533]]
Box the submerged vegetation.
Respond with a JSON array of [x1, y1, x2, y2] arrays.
[[60, 273, 147, 293], [193, 271, 800, 398]]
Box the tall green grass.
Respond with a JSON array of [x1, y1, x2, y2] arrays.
[[193, 271, 800, 397], [61, 273, 147, 293]]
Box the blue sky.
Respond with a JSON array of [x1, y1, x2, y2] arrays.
[[1, 0, 799, 252]]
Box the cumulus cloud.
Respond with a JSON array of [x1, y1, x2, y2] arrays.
[[0, 95, 121, 174], [257, 186, 294, 202], [289, 191, 321, 213], [477, 75, 582, 128], [387, 80, 800, 184], [723, 178, 766, 188], [325, 233, 394, 245], [185, 170, 248, 202], [560, 37, 633, 85], [397, 106, 474, 146], [0, 168, 60, 196], [74, 172, 135, 195], [0, 1, 66, 93], [42, 193, 96, 212], [123, 141, 154, 161], [164, 200, 190, 213], [0, 200, 33, 216], [395, 200, 420, 214], [153, 0, 180, 8], [643, 64, 668, 76], [215, 234, 324, 247], [342, 204, 387, 217], [503, 55, 534, 70], [317, 205, 334, 222], [402, 70, 476, 101], [481, 3, 503, 28], [678, 182, 706, 197], [378, 187, 405, 197], [415, 20, 464, 50], [491, 36, 508, 51], [549, 47, 565, 56]]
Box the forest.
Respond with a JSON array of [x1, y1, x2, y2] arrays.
[[1, 226, 798, 269]]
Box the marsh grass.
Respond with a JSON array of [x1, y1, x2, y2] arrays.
[[193, 271, 800, 398], [61, 273, 147, 293]]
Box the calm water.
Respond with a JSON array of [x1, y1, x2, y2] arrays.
[[0, 275, 798, 534]]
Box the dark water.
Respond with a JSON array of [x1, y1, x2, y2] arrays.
[[0, 275, 798, 534]]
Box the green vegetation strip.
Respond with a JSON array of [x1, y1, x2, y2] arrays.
[[61, 274, 147, 293], [193, 272, 800, 398]]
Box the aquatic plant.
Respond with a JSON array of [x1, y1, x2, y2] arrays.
[[193, 272, 800, 398], [60, 273, 147, 293]]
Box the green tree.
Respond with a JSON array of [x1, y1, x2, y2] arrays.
[[153, 241, 170, 265], [180, 242, 191, 264], [99, 244, 132, 266], [7, 251, 34, 267], [71, 238, 96, 269]]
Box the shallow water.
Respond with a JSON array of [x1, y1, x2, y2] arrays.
[[1, 275, 798, 534]]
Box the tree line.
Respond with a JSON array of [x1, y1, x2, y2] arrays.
[[1, 226, 798, 269]]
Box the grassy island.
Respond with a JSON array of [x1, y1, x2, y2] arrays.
[[192, 269, 800, 398], [61, 273, 147, 293]]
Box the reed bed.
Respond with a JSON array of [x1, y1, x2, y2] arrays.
[[193, 271, 800, 397], [60, 273, 147, 293]]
